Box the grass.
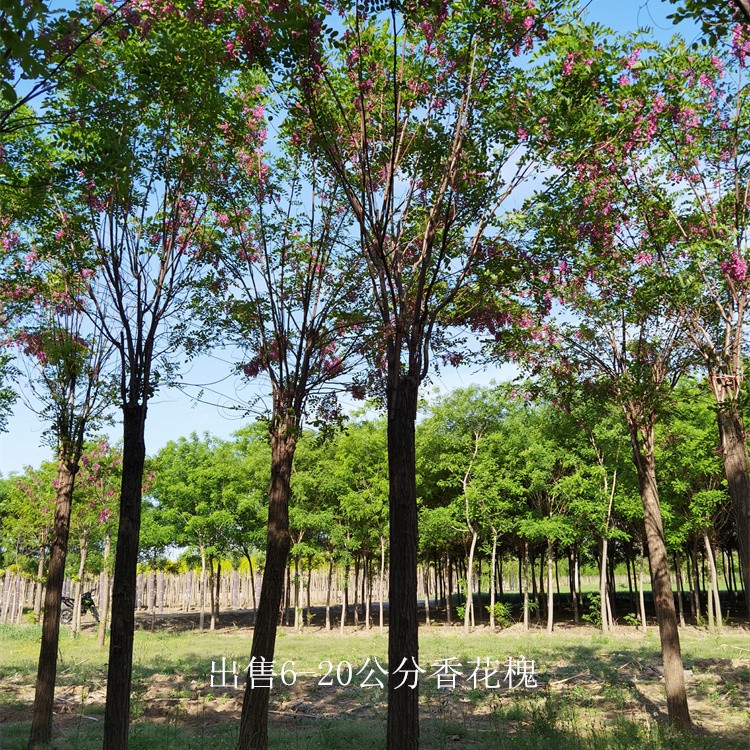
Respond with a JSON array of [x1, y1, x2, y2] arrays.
[[2, 622, 749, 749]]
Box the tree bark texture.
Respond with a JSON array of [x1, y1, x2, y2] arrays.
[[103, 402, 147, 750], [628, 420, 691, 730], [237, 428, 296, 750], [386, 376, 420, 750], [716, 401, 750, 616], [28, 460, 78, 750]]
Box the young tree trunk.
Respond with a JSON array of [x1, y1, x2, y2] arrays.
[[98, 533, 111, 648], [690, 538, 702, 621], [464, 530, 478, 633], [489, 531, 498, 629], [33, 538, 46, 623], [638, 541, 648, 632], [199, 547, 207, 631], [714, 396, 750, 617], [72, 541, 88, 637], [293, 555, 301, 632], [386, 376, 420, 750], [237, 427, 296, 750], [103, 402, 148, 750], [211, 558, 221, 630], [523, 541, 530, 632], [379, 536, 386, 633], [674, 553, 686, 629], [446, 555, 453, 625], [599, 537, 610, 633], [423, 562, 431, 626], [28, 459, 78, 750], [569, 546, 579, 625], [325, 554, 333, 631], [703, 532, 723, 632], [546, 538, 554, 634], [340, 564, 347, 635], [1, 566, 12, 623], [628, 419, 691, 730]]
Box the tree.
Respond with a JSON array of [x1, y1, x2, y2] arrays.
[[525, 27, 750, 615], [284, 2, 569, 744], [39, 3, 259, 745], [471, 22, 695, 728], [192, 78, 365, 747]]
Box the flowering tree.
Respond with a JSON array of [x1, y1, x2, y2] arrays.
[[282, 1, 570, 744], [192, 83, 365, 745], [467, 23, 706, 728], [33, 2, 267, 746], [0, 199, 114, 748], [518, 25, 750, 616]]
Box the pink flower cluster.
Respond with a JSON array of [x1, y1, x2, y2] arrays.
[[721, 251, 747, 282]]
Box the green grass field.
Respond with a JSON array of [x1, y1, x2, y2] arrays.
[[2, 621, 749, 749]]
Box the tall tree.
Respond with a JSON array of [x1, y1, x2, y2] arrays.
[[0, 207, 113, 748], [285, 2, 568, 744], [40, 3, 261, 745], [192, 79, 364, 748], [471, 22, 695, 728]]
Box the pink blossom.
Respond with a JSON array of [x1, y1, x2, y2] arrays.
[[523, 16, 534, 31], [634, 251, 653, 265], [625, 48, 641, 69], [721, 251, 747, 282]]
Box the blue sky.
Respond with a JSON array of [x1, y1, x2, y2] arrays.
[[0, 0, 700, 475]]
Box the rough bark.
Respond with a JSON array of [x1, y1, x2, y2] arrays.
[[386, 375, 420, 750], [715, 400, 750, 616], [103, 402, 148, 750], [237, 428, 296, 750], [28, 459, 78, 750], [628, 418, 691, 730]]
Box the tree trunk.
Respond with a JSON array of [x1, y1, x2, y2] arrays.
[[569, 546, 579, 625], [379, 536, 386, 633], [703, 532, 723, 632], [33, 538, 46, 623], [600, 537, 610, 633], [423, 562, 430, 626], [325, 554, 333, 631], [28, 459, 78, 750], [237, 427, 296, 750], [523, 541, 530, 632], [212, 558, 221, 630], [98, 533, 111, 649], [199, 547, 207, 631], [386, 375, 419, 750], [546, 538, 554, 634], [714, 396, 750, 617], [674, 553, 686, 628], [103, 401, 148, 750], [489, 531, 498, 629], [446, 555, 453, 625], [628, 418, 691, 730], [690, 538, 702, 621], [464, 530, 478, 633], [72, 541, 88, 637]]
